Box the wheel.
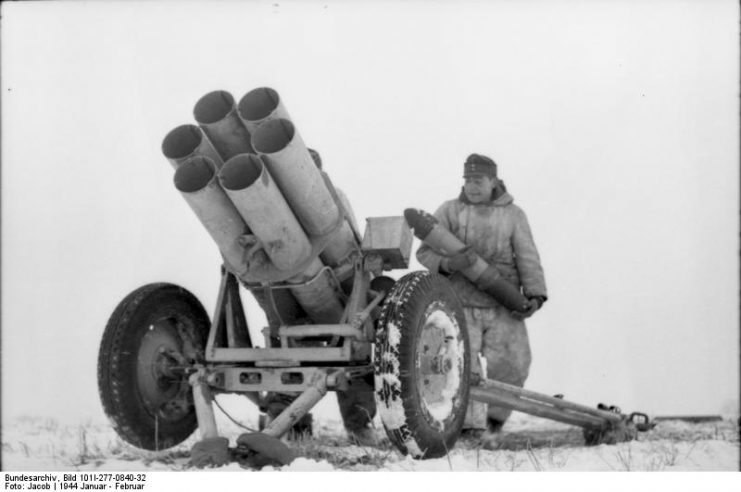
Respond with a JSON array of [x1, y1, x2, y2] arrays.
[[374, 271, 470, 459], [97, 283, 210, 451]]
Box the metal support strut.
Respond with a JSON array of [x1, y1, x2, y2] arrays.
[[469, 375, 651, 442], [262, 373, 329, 438], [189, 365, 334, 466], [190, 370, 219, 440]]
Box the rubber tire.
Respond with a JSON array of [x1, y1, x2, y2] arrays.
[[98, 283, 210, 451], [374, 271, 470, 459]]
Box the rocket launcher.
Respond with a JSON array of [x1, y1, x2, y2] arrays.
[[165, 88, 361, 327], [403, 208, 530, 312]]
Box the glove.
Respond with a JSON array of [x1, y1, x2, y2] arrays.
[[511, 297, 545, 320], [440, 247, 477, 273]]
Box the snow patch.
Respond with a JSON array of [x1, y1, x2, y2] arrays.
[[403, 439, 424, 458], [424, 309, 457, 331], [1, 415, 738, 471], [386, 322, 402, 346], [263, 458, 336, 472], [378, 372, 401, 386], [420, 309, 463, 423]]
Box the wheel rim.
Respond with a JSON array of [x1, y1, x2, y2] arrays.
[[136, 316, 195, 423], [415, 302, 465, 427]]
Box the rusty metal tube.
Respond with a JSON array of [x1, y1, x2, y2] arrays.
[[219, 154, 312, 271], [237, 87, 291, 133], [174, 155, 257, 277], [162, 124, 223, 169], [252, 118, 340, 236], [193, 90, 254, 161]]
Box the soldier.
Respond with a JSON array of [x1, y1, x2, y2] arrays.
[[416, 153, 547, 442]]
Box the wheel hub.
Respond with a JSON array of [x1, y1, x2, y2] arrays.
[[416, 304, 464, 425], [155, 347, 189, 380], [136, 318, 194, 422], [432, 354, 453, 374]]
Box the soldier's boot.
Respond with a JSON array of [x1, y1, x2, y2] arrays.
[[337, 386, 378, 446]]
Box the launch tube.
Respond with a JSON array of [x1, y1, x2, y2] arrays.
[[174, 155, 260, 277], [162, 124, 223, 169], [252, 118, 340, 236], [250, 288, 304, 327], [286, 258, 345, 324], [219, 154, 312, 272], [218, 154, 344, 323], [316, 179, 358, 270], [169, 88, 350, 326], [193, 90, 254, 161], [175, 156, 322, 322], [404, 208, 529, 312], [242, 88, 356, 267], [238, 87, 291, 133]]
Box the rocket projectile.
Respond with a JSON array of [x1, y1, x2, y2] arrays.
[[403, 208, 438, 242], [404, 208, 529, 313]]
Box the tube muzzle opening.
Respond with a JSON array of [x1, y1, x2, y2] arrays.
[[194, 90, 236, 125], [238, 87, 280, 122], [162, 124, 205, 160], [251, 118, 295, 154], [174, 156, 217, 193], [219, 154, 264, 191]]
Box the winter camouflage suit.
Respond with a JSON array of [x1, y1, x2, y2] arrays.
[[417, 184, 547, 430]]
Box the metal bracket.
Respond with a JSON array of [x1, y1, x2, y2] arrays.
[[628, 412, 654, 432], [206, 266, 253, 358]]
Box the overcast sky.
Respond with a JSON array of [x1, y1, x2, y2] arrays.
[[1, 0, 739, 426]]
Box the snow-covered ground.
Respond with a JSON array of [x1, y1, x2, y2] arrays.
[[2, 408, 738, 472]]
